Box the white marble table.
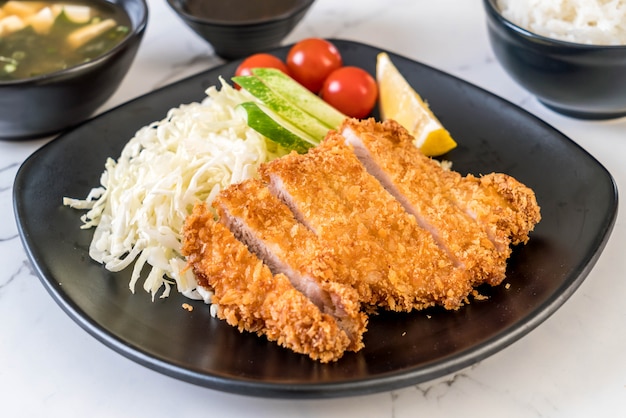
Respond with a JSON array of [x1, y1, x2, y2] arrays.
[[2, 0, 625, 416]]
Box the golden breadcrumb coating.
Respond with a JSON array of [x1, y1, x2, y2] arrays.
[[260, 133, 474, 312], [181, 117, 541, 363], [341, 118, 509, 287], [465, 172, 542, 246], [182, 203, 351, 363], [214, 178, 367, 351], [341, 118, 540, 286]]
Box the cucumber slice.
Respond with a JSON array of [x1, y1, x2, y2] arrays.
[[237, 102, 316, 154], [252, 67, 346, 129], [233, 75, 331, 143]]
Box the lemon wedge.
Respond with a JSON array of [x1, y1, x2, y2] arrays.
[[376, 52, 457, 157]]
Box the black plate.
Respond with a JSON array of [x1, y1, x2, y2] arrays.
[[14, 39, 618, 398]]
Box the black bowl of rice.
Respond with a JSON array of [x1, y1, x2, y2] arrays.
[[484, 0, 626, 120]]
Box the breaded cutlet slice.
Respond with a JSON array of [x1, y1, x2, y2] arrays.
[[341, 118, 508, 287], [447, 172, 541, 247], [182, 203, 351, 363], [343, 118, 540, 284], [260, 135, 473, 311], [213, 178, 367, 351]]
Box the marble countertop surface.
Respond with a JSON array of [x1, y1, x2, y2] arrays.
[[2, 0, 625, 416]]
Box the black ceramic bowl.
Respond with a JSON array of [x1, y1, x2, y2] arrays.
[[166, 0, 314, 60], [483, 0, 626, 119], [0, 0, 148, 141]]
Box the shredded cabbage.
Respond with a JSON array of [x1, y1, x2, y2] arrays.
[[63, 78, 288, 301]]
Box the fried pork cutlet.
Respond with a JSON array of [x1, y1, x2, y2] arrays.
[[342, 118, 507, 287], [182, 203, 351, 363], [341, 118, 540, 286], [260, 133, 474, 312], [182, 116, 541, 363], [448, 172, 541, 247], [213, 178, 367, 351]]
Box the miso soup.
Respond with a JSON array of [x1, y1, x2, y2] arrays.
[[0, 1, 130, 81]]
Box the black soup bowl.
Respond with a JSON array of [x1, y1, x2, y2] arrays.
[[167, 0, 315, 60], [0, 0, 149, 141], [483, 0, 626, 120]]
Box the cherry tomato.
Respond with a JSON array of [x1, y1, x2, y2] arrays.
[[320, 66, 378, 119], [235, 53, 290, 77], [286, 38, 343, 93]]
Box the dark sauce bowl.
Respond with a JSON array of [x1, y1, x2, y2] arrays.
[[483, 0, 626, 120], [0, 0, 148, 141], [167, 0, 314, 60]]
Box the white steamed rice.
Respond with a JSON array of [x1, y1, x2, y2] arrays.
[[497, 0, 626, 45]]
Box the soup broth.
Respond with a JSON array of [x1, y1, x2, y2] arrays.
[[0, 1, 130, 81]]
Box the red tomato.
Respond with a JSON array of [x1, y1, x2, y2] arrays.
[[286, 38, 343, 93], [320, 66, 378, 119], [235, 53, 290, 77]]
